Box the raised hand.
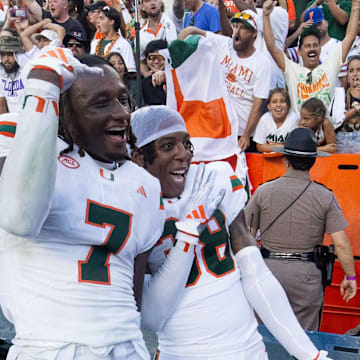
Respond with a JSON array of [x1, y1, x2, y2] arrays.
[[176, 163, 225, 244], [263, 0, 276, 16], [30, 47, 103, 92]]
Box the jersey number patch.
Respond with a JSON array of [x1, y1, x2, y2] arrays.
[[78, 199, 132, 285], [160, 210, 235, 287]]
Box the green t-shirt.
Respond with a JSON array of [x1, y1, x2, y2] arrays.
[[307, 0, 352, 40]]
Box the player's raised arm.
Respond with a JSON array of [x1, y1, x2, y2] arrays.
[[0, 49, 101, 237]]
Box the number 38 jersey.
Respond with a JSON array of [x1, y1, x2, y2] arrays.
[[0, 138, 165, 349], [147, 161, 263, 357]]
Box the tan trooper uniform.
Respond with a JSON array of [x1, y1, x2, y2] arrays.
[[245, 168, 348, 331]]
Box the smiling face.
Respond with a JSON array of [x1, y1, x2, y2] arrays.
[[68, 65, 131, 163], [267, 92, 290, 123], [146, 51, 165, 72], [144, 132, 193, 198], [108, 53, 126, 78], [348, 58, 360, 91], [299, 35, 320, 70], [232, 22, 256, 53]]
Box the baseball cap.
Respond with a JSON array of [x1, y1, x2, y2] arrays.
[[63, 31, 88, 46], [34, 29, 58, 42], [131, 106, 187, 148], [304, 7, 324, 25], [86, 1, 107, 11], [271, 127, 330, 157], [231, 10, 257, 30]]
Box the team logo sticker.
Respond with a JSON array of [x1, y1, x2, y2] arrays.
[[57, 155, 80, 169]]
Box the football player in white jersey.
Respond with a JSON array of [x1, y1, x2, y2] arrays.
[[0, 50, 166, 360], [131, 106, 332, 360]]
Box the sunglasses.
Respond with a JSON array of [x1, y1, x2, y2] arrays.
[[66, 42, 84, 49], [233, 12, 254, 21], [306, 71, 312, 85], [147, 54, 164, 61]]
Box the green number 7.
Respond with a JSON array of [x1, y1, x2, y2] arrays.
[[78, 199, 132, 285]]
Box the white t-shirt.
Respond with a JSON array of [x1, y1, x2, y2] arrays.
[[253, 111, 299, 144], [207, 32, 271, 136], [148, 162, 262, 357], [284, 42, 343, 114], [139, 13, 177, 60], [90, 35, 136, 72], [0, 53, 30, 113]]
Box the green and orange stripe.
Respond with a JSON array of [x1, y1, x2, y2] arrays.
[[0, 121, 16, 138], [230, 175, 244, 192]]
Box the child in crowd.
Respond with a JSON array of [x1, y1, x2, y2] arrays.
[[299, 98, 337, 154], [253, 88, 299, 152]]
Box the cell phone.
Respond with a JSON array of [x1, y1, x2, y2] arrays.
[[10, 8, 27, 18]]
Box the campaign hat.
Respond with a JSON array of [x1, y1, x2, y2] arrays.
[[271, 127, 330, 157]]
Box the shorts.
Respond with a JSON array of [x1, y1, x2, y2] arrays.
[[7, 341, 150, 360], [152, 341, 268, 360]]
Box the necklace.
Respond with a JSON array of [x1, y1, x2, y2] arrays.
[[95, 33, 120, 58]]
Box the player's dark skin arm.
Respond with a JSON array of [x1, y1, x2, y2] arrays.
[[133, 249, 152, 311], [229, 209, 257, 254]]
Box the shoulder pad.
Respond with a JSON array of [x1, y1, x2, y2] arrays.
[[313, 180, 333, 192]]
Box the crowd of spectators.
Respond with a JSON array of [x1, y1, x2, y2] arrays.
[[0, 0, 357, 154]]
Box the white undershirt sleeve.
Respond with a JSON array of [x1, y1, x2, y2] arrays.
[[236, 246, 320, 360], [0, 79, 60, 237], [141, 240, 195, 332]]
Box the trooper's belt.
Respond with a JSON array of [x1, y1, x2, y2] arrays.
[[261, 247, 315, 262]]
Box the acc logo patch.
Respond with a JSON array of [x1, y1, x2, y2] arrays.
[[57, 155, 80, 169]]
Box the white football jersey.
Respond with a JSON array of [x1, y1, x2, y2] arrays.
[[148, 161, 262, 357], [0, 138, 165, 349]]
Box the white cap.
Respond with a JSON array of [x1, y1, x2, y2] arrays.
[[34, 29, 58, 42], [131, 106, 187, 148]]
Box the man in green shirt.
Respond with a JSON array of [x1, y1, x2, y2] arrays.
[[305, 0, 352, 40]]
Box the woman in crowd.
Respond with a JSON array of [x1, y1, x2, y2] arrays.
[[331, 55, 360, 153], [299, 98, 337, 154], [90, 5, 135, 72], [253, 88, 299, 153], [142, 39, 167, 106], [106, 51, 137, 107]]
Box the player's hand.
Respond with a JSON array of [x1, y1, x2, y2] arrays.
[[184, 162, 225, 226], [176, 163, 225, 244], [29, 47, 103, 92], [238, 135, 250, 151], [263, 0, 276, 16], [340, 277, 357, 303]]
